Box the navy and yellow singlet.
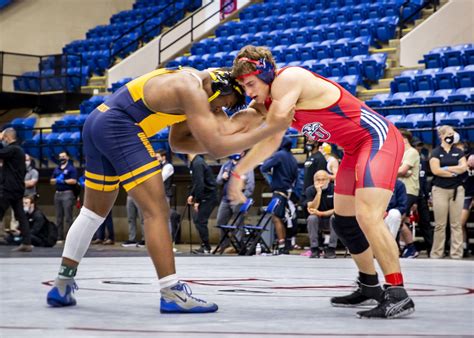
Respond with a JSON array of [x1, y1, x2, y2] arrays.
[[82, 68, 196, 192]]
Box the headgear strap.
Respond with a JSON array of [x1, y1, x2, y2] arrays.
[[236, 57, 275, 84]]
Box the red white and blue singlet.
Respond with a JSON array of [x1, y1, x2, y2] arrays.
[[266, 67, 404, 196]]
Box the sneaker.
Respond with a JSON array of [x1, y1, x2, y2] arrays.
[[401, 245, 419, 259], [136, 240, 146, 248], [309, 248, 321, 259], [331, 279, 383, 307], [103, 239, 115, 245], [121, 240, 137, 247], [192, 246, 210, 255], [160, 282, 218, 313], [356, 286, 415, 319], [47, 278, 78, 307], [300, 250, 312, 257], [324, 247, 337, 259], [11, 244, 33, 252], [91, 239, 103, 245]]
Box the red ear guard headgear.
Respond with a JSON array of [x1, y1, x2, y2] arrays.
[[237, 58, 275, 84]]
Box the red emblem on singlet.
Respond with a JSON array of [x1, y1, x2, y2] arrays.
[[301, 122, 331, 141]]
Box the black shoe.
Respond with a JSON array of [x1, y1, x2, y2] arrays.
[[192, 246, 210, 255], [309, 247, 321, 259], [324, 247, 336, 259], [356, 286, 415, 319], [277, 246, 290, 255], [136, 240, 146, 248], [331, 279, 383, 307], [121, 240, 137, 248]]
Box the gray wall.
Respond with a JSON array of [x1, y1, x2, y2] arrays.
[[0, 0, 135, 55]]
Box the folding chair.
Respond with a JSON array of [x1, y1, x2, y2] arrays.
[[212, 198, 254, 255], [240, 197, 281, 256]]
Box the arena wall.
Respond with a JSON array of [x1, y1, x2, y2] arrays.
[[0, 0, 135, 55], [400, 0, 474, 67]]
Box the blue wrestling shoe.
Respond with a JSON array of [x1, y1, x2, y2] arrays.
[[160, 282, 218, 313], [47, 278, 78, 307]]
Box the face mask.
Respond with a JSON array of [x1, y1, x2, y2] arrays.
[[1, 140, 8, 147], [25, 161, 31, 167], [60, 158, 67, 164], [444, 136, 454, 144], [23, 206, 31, 214]]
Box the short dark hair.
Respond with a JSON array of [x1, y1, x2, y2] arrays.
[[59, 151, 70, 157], [399, 129, 413, 144], [23, 195, 36, 204], [156, 148, 167, 157]]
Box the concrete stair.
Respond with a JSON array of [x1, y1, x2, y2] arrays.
[[81, 75, 108, 95], [356, 3, 445, 102]]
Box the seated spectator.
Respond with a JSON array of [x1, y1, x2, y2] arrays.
[[304, 170, 337, 258], [384, 180, 407, 242], [216, 152, 255, 253], [4, 196, 57, 247], [260, 137, 298, 254]]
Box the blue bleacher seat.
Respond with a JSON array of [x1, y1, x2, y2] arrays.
[[435, 67, 460, 89], [405, 90, 433, 105], [439, 111, 471, 127], [457, 66, 474, 88], [376, 16, 399, 42], [395, 113, 425, 128], [386, 92, 411, 108], [386, 114, 404, 124], [366, 93, 391, 108], [425, 89, 453, 104], [455, 87, 474, 101]]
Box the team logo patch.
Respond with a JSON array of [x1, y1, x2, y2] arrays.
[[301, 122, 331, 141]]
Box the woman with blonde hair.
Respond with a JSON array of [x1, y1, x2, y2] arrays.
[[320, 142, 339, 181], [429, 125, 468, 259]]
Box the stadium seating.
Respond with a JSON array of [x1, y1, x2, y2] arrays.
[[15, 0, 203, 92]]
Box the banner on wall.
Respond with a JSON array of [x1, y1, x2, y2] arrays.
[[220, 0, 237, 19]]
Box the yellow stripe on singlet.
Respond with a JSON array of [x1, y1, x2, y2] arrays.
[[119, 160, 161, 182], [126, 68, 190, 137], [85, 180, 119, 192], [85, 171, 119, 182], [122, 169, 162, 192]]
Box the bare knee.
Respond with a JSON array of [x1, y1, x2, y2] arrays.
[[356, 209, 384, 234]]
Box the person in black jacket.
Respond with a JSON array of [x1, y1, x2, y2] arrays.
[[0, 128, 32, 252], [187, 154, 218, 254], [23, 195, 57, 247], [303, 141, 327, 191], [260, 137, 298, 254]]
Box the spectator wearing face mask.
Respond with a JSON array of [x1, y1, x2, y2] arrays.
[[8, 153, 39, 231], [24, 154, 39, 197], [429, 126, 468, 259], [0, 128, 32, 252], [50, 151, 77, 241]]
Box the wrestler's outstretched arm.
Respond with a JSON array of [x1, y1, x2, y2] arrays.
[[228, 70, 303, 203], [178, 86, 280, 158], [169, 107, 265, 154]]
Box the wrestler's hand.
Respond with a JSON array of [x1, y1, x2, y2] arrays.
[[228, 175, 246, 205]]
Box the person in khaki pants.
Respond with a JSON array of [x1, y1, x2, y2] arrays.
[[429, 126, 468, 259]]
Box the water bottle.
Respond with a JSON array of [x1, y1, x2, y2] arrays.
[[255, 243, 262, 256]]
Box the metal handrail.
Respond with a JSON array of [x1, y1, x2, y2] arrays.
[[398, 0, 439, 39], [158, 0, 236, 65], [107, 1, 182, 63], [0, 51, 84, 93]]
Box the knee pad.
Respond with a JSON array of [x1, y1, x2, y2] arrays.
[[62, 207, 105, 262], [333, 214, 369, 255]]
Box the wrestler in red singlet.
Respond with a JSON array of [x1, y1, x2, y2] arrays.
[[264, 67, 404, 196]]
